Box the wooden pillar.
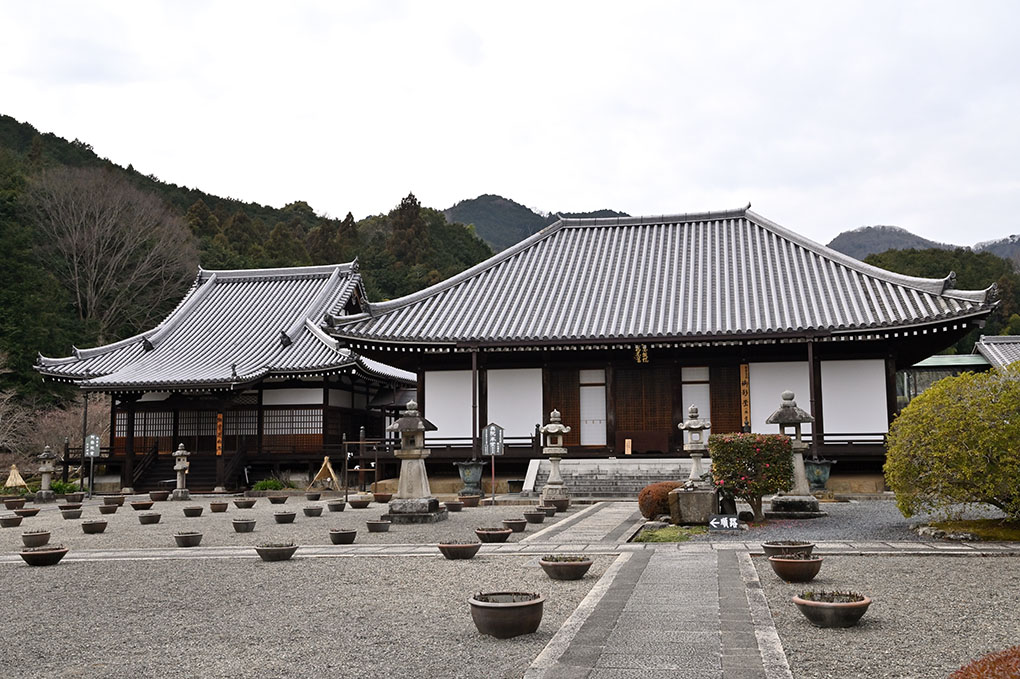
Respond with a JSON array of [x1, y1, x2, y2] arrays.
[[478, 358, 488, 430], [416, 368, 425, 416], [605, 363, 616, 453], [807, 341, 823, 455], [885, 353, 898, 426], [256, 384, 264, 454], [471, 349, 480, 458], [123, 396, 138, 491]]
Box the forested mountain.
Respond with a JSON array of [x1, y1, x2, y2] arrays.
[[444, 194, 629, 251], [827, 225, 958, 260], [0, 114, 491, 400]]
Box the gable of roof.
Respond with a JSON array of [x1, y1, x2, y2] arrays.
[[331, 206, 996, 347], [37, 262, 413, 390], [974, 335, 1020, 368]]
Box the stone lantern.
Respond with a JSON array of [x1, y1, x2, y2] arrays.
[[765, 391, 813, 497], [171, 443, 191, 501], [678, 404, 711, 485], [382, 401, 446, 523], [35, 445, 58, 503], [539, 409, 571, 505]]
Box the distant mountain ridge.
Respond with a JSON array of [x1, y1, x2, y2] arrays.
[[827, 224, 1020, 269], [444, 194, 628, 251]]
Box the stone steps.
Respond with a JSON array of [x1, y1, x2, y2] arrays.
[[528, 457, 708, 497]]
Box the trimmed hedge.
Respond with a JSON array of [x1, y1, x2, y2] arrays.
[[637, 481, 684, 519], [951, 645, 1020, 678]]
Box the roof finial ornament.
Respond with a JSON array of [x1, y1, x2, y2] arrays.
[[279, 330, 292, 347], [230, 363, 237, 379]]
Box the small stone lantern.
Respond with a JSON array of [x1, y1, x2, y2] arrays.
[[679, 405, 711, 485], [171, 443, 191, 501], [765, 391, 813, 496], [383, 401, 446, 523], [36, 445, 58, 503], [539, 409, 571, 505]]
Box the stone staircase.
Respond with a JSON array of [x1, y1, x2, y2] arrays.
[[524, 458, 707, 498]]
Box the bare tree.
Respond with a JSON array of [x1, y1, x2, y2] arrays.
[[28, 167, 199, 342]]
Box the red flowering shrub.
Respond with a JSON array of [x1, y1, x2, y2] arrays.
[[708, 433, 793, 522], [951, 645, 1020, 678], [637, 481, 684, 519]]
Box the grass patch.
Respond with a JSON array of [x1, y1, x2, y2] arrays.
[[930, 519, 1020, 541], [633, 525, 708, 542]]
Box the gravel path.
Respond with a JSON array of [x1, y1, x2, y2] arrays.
[[0, 497, 576, 551], [703, 500, 1007, 543], [756, 554, 1020, 678], [2, 554, 609, 679]]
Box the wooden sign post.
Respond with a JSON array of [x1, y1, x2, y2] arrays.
[[482, 423, 504, 505]]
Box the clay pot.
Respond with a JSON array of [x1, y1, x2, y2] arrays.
[[81, 519, 108, 534], [303, 505, 323, 517], [273, 511, 296, 524], [460, 495, 482, 508], [20, 545, 69, 566], [768, 556, 823, 583], [60, 508, 82, 520], [373, 492, 393, 503], [3, 498, 26, 510], [65, 493, 84, 503], [57, 503, 82, 511], [1, 514, 24, 528], [761, 541, 815, 558], [21, 530, 51, 548], [173, 532, 203, 548], [255, 543, 298, 562], [502, 518, 527, 533], [182, 506, 204, 517], [475, 527, 513, 543], [444, 501, 464, 513], [537, 505, 557, 517], [327, 501, 346, 512], [234, 498, 257, 509], [209, 502, 228, 513], [305, 492, 321, 501], [329, 529, 356, 544], [98, 504, 118, 515], [793, 592, 872, 628], [268, 495, 289, 505], [148, 491, 170, 502], [539, 556, 593, 580], [138, 512, 162, 525], [549, 499, 570, 511], [232, 518, 256, 533], [522, 511, 546, 524], [13, 507, 40, 517], [106, 495, 127, 505], [348, 498, 371, 509], [366, 520, 391, 533], [437, 543, 481, 560], [131, 501, 154, 511], [469, 592, 544, 638]]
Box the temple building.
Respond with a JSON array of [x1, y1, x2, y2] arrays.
[[329, 206, 997, 474], [37, 263, 414, 491]]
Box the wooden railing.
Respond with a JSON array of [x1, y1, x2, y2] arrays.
[[132, 442, 159, 485]]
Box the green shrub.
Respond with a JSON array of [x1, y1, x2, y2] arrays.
[[951, 645, 1020, 679], [49, 480, 84, 494], [637, 481, 683, 519], [885, 368, 1020, 520], [252, 479, 286, 491], [709, 433, 793, 522]]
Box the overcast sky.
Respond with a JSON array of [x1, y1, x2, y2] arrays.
[[2, 1, 1019, 246]]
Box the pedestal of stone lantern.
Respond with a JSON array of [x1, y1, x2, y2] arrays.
[[382, 401, 447, 524], [35, 446, 57, 503], [171, 444, 191, 501], [540, 410, 571, 505]]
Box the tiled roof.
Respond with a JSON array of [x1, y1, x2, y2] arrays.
[[332, 207, 996, 347], [37, 263, 414, 391], [974, 335, 1020, 368]]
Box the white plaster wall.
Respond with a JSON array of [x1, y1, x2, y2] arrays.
[[486, 368, 543, 438], [748, 362, 812, 434], [425, 370, 472, 440], [262, 388, 323, 406], [328, 389, 353, 408], [821, 359, 888, 437]]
